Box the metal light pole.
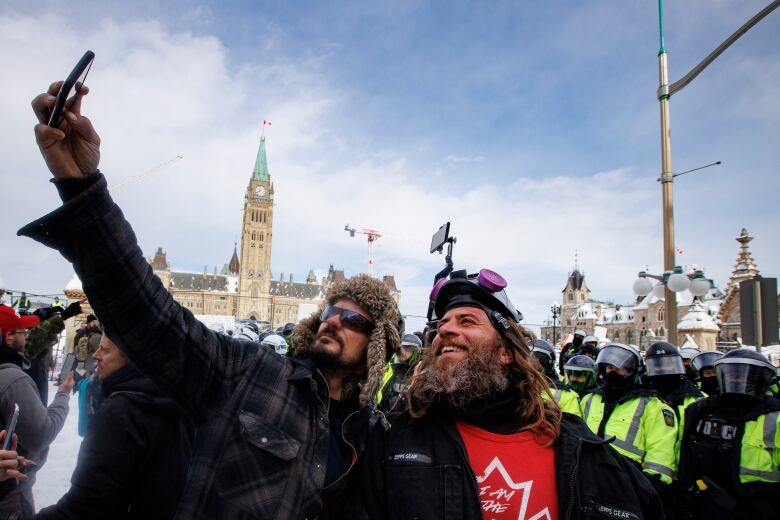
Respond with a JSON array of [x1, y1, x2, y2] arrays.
[[551, 301, 561, 347], [655, 0, 779, 345]]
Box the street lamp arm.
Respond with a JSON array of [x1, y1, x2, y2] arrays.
[[668, 0, 780, 97]]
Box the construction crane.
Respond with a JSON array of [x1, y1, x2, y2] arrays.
[[110, 154, 184, 191], [344, 224, 382, 276]]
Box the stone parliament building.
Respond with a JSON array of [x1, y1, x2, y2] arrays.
[[64, 136, 399, 338], [539, 229, 777, 351]]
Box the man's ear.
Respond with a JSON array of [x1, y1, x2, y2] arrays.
[[498, 345, 513, 365]]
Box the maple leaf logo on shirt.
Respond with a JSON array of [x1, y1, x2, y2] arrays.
[[475, 456, 552, 520]]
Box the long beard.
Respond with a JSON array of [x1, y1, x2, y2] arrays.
[[411, 340, 509, 412]]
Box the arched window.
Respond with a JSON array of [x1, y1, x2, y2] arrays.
[[614, 331, 620, 340], [658, 309, 665, 321]]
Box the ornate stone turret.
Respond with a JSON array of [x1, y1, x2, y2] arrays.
[[717, 228, 761, 342], [724, 228, 760, 295]]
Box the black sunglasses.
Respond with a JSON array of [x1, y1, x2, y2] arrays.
[[320, 305, 374, 334]]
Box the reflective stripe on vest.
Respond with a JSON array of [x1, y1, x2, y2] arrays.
[[583, 394, 594, 419], [610, 397, 650, 460], [739, 467, 780, 480], [739, 411, 780, 482], [644, 461, 677, 479], [763, 411, 778, 449], [554, 389, 562, 402]]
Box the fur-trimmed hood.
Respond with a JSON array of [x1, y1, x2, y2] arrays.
[[291, 274, 402, 406]]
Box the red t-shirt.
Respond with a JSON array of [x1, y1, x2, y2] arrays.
[[456, 421, 558, 520]]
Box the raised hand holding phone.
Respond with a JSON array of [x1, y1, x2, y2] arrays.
[[2, 404, 19, 451], [31, 51, 101, 180]]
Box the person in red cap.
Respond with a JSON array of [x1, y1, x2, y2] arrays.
[[0, 305, 73, 517]]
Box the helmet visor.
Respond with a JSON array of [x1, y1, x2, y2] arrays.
[[716, 363, 774, 398], [596, 345, 638, 372], [645, 356, 685, 377], [691, 351, 723, 372]]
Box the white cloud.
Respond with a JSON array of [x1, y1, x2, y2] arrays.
[[1, 9, 774, 335]]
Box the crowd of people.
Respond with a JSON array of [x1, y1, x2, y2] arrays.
[[0, 79, 777, 519]]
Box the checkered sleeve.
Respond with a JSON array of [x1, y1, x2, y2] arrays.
[[18, 174, 257, 423]]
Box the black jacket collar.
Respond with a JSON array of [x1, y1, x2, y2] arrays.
[[0, 345, 28, 369]]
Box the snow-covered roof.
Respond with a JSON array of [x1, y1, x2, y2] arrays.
[[64, 274, 83, 293], [634, 287, 722, 310], [677, 302, 720, 332], [596, 305, 635, 324]]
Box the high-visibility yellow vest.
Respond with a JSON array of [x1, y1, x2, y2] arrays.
[[672, 394, 703, 465], [542, 386, 582, 417], [375, 362, 394, 405], [581, 392, 678, 484], [740, 410, 780, 484]]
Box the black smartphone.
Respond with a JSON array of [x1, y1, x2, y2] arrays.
[[2, 404, 20, 451], [59, 353, 77, 381], [48, 50, 95, 127], [430, 222, 450, 253]]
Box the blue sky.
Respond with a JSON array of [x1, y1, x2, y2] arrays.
[[1, 0, 778, 332]]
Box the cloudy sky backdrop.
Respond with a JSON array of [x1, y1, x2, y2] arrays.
[[1, 0, 778, 331]]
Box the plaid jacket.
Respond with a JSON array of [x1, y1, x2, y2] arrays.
[[19, 175, 346, 519]]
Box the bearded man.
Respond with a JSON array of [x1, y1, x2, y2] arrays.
[[23, 80, 402, 520], [363, 270, 664, 519]]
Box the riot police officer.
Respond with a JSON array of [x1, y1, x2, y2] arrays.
[[529, 339, 581, 416], [678, 349, 780, 518], [580, 343, 678, 503], [580, 335, 600, 360], [691, 350, 724, 396], [563, 354, 597, 398], [680, 346, 701, 382], [377, 333, 422, 412], [645, 342, 705, 423], [558, 328, 586, 374]]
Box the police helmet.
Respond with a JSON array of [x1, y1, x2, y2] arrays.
[[432, 269, 522, 327], [400, 333, 422, 350], [234, 326, 259, 343], [530, 339, 556, 375], [679, 346, 701, 361], [691, 351, 724, 373], [564, 354, 597, 390], [261, 334, 288, 355], [582, 335, 598, 346], [573, 329, 587, 338], [714, 348, 775, 398], [596, 343, 641, 375], [282, 322, 296, 336], [644, 341, 685, 377]]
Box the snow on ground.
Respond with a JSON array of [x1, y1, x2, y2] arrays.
[[33, 381, 83, 511]]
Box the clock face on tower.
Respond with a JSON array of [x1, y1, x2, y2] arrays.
[[255, 186, 266, 197]]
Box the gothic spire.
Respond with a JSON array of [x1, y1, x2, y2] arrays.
[[229, 243, 240, 275], [252, 136, 270, 181]]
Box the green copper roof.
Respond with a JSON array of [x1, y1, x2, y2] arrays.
[[252, 136, 269, 181]]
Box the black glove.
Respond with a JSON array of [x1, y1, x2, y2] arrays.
[[61, 301, 83, 321], [33, 307, 54, 321]]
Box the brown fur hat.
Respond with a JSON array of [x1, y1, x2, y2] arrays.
[[290, 274, 402, 406]]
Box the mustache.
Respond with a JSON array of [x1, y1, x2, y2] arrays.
[[434, 338, 471, 354], [317, 326, 344, 345]]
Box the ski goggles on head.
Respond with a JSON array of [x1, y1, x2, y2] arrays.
[[320, 305, 374, 334], [430, 268, 522, 324]]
